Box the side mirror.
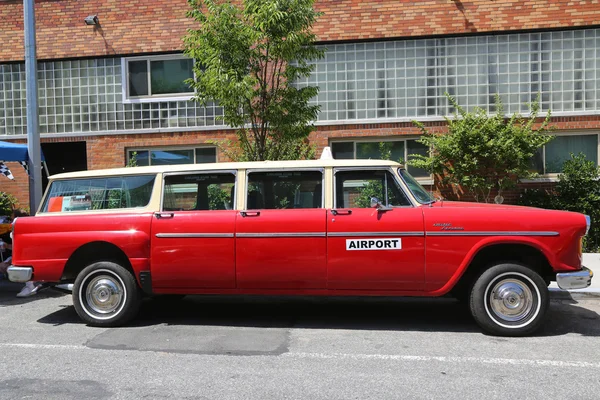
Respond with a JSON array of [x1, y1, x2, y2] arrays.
[[370, 197, 393, 212]]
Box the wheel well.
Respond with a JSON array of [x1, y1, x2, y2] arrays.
[[453, 243, 554, 295], [61, 242, 134, 281]]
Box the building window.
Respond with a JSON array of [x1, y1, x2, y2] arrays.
[[330, 139, 430, 179], [293, 28, 600, 122], [127, 147, 217, 166], [123, 55, 194, 102], [532, 133, 599, 175]]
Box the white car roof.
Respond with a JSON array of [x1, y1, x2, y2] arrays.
[[50, 159, 404, 180]]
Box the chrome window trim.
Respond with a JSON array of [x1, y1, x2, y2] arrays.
[[328, 231, 424, 237], [155, 233, 234, 238], [426, 231, 560, 237], [244, 168, 325, 210], [39, 173, 158, 214], [397, 168, 436, 205], [332, 166, 417, 208], [160, 169, 238, 212], [236, 232, 326, 238]]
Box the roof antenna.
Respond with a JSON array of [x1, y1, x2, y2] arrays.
[[320, 146, 334, 160]]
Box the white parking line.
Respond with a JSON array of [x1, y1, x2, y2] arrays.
[[0, 343, 86, 351], [284, 352, 600, 369], [1, 343, 599, 369]]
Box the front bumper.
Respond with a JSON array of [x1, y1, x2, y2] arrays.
[[556, 266, 594, 290], [7, 266, 33, 283]]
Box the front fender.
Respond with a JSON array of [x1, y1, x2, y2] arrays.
[[425, 235, 560, 295]]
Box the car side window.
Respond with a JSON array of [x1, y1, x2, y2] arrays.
[[246, 170, 323, 209], [163, 173, 235, 211], [335, 169, 411, 208]]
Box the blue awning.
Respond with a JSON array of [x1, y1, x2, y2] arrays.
[[0, 140, 45, 162]]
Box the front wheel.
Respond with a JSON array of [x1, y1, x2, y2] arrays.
[[470, 263, 549, 336], [73, 261, 142, 327]]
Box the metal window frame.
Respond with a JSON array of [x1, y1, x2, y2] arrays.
[[244, 168, 326, 210], [127, 145, 218, 166], [39, 173, 158, 214], [537, 131, 600, 177], [332, 166, 417, 209], [122, 54, 195, 103], [160, 169, 238, 212], [329, 138, 433, 183]]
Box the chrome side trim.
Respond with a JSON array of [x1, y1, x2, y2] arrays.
[[155, 233, 234, 238], [236, 232, 326, 238], [328, 232, 424, 237], [556, 266, 593, 290], [426, 231, 560, 237]]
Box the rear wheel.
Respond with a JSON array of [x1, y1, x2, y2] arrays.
[[73, 261, 142, 327], [469, 263, 549, 336]]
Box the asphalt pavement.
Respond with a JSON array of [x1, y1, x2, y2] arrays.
[[0, 279, 599, 400]]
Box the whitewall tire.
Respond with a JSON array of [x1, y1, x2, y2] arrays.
[[73, 261, 142, 327]]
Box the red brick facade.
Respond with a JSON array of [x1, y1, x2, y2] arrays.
[[1, 0, 600, 62], [3, 114, 600, 210], [2, 0, 600, 209]]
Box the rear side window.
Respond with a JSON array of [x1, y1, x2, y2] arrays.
[[42, 175, 156, 212], [335, 169, 411, 208], [247, 170, 323, 209], [163, 173, 235, 211]]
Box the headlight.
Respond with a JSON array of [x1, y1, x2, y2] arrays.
[[585, 215, 591, 235]]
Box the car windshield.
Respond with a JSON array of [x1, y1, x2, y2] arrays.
[[398, 168, 435, 204]]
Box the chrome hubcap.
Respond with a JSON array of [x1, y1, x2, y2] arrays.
[[85, 275, 123, 315], [489, 279, 534, 322]]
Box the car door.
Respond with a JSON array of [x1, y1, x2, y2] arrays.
[[151, 171, 237, 289], [327, 168, 425, 291], [235, 169, 327, 289]]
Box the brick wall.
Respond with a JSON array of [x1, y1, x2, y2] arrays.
[[2, 0, 600, 62], [0, 130, 238, 210], [3, 114, 599, 208]]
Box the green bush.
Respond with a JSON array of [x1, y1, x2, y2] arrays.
[[0, 192, 17, 216], [410, 93, 553, 203], [518, 153, 600, 252]]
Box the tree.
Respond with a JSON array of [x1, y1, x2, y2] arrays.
[[184, 0, 324, 161], [409, 94, 553, 203]]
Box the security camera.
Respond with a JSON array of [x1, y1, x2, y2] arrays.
[[84, 15, 99, 26]]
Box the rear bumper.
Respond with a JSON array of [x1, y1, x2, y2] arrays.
[[7, 266, 33, 283], [556, 266, 593, 290]]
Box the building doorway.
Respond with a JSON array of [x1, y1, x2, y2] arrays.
[[41, 141, 87, 191]]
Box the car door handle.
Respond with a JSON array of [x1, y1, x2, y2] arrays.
[[240, 210, 261, 217], [331, 209, 352, 216], [154, 212, 174, 219]]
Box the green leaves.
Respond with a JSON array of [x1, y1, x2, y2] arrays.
[[0, 192, 18, 216], [410, 93, 553, 203], [519, 153, 600, 252], [184, 0, 324, 161]]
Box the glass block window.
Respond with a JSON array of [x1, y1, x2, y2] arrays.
[[128, 146, 217, 166], [125, 55, 194, 99], [294, 28, 600, 121], [331, 139, 430, 178], [532, 133, 599, 174], [0, 58, 224, 136]]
